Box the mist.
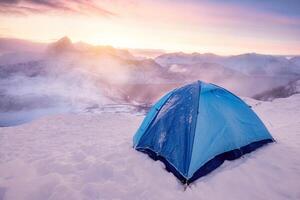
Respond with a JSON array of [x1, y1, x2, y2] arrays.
[[1, 37, 300, 126]]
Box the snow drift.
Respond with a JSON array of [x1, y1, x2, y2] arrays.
[[0, 93, 300, 200]]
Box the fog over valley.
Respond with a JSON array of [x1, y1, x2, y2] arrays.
[[1, 37, 300, 126]]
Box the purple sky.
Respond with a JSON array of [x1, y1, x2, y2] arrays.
[[0, 0, 299, 55]]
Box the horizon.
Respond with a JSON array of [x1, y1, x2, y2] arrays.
[[1, 35, 300, 57], [1, 0, 300, 55]]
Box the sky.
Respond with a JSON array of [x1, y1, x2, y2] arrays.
[[0, 0, 300, 55]]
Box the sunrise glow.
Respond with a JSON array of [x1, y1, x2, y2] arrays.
[[1, 0, 300, 55]]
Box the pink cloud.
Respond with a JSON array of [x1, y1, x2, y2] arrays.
[[0, 0, 115, 17]]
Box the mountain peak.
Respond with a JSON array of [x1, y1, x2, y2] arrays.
[[47, 36, 74, 54], [54, 36, 72, 47]]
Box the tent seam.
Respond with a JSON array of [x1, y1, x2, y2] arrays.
[[186, 80, 202, 179]]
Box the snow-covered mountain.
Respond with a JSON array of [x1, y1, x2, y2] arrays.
[[254, 79, 300, 101], [290, 56, 300, 67], [156, 53, 300, 96], [155, 52, 222, 67], [1, 37, 300, 126], [155, 52, 300, 98], [155, 52, 300, 76], [0, 37, 176, 125]]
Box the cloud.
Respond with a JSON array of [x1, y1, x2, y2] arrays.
[[0, 0, 115, 17]]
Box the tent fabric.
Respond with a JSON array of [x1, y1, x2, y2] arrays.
[[133, 92, 173, 147], [133, 81, 274, 184]]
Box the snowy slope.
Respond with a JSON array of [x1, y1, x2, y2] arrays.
[[0, 94, 300, 200], [254, 79, 300, 101], [155, 52, 300, 76]]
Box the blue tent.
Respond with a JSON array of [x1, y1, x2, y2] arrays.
[[133, 81, 274, 184]]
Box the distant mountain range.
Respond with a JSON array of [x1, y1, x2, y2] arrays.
[[0, 37, 299, 113], [155, 52, 300, 76]]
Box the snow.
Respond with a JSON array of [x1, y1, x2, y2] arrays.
[[155, 52, 300, 76], [1, 37, 300, 111], [1, 94, 300, 200]]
